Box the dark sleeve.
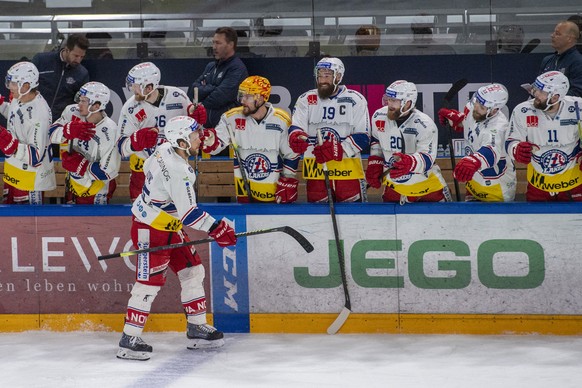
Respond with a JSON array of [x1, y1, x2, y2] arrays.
[[566, 60, 582, 97], [201, 61, 248, 109]]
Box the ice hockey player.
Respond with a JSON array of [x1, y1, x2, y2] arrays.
[[49, 82, 120, 204], [117, 115, 236, 361], [506, 71, 582, 201], [0, 61, 55, 204], [438, 83, 516, 201], [288, 57, 370, 202], [199, 75, 300, 203], [117, 62, 207, 201], [366, 80, 451, 203]]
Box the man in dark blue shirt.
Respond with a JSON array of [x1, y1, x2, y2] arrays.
[[539, 21, 582, 97]]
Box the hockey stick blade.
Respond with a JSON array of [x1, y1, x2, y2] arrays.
[[443, 78, 468, 105], [98, 226, 314, 260], [327, 307, 351, 335], [520, 38, 540, 54]]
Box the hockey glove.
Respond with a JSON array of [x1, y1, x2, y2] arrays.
[[365, 155, 385, 189], [208, 219, 237, 247], [438, 108, 465, 132], [389, 152, 417, 179], [187, 103, 207, 125], [200, 127, 220, 153], [0, 94, 4, 106], [513, 141, 534, 164], [0, 125, 19, 156], [275, 176, 299, 204], [62, 121, 96, 141], [454, 155, 481, 182], [289, 130, 309, 154], [130, 127, 159, 151], [313, 137, 343, 164], [61, 151, 89, 177]]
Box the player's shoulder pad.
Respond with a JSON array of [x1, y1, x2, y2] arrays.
[[225, 106, 244, 117], [372, 106, 388, 119], [298, 89, 317, 100], [343, 87, 366, 100], [272, 108, 291, 126]]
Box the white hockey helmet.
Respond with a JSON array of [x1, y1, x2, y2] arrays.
[[385, 80, 418, 115], [531, 71, 569, 109], [472, 83, 508, 118], [76, 81, 110, 112], [126, 62, 161, 97], [5, 61, 39, 97], [314, 57, 345, 85], [165, 115, 200, 151]]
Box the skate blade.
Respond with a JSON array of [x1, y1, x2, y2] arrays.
[[116, 347, 151, 361], [187, 338, 225, 350]]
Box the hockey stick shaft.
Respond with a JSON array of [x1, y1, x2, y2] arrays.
[[316, 129, 351, 334], [98, 225, 313, 260], [226, 123, 254, 202], [442, 78, 468, 202]]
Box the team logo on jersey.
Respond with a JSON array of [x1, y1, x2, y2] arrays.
[[307, 94, 318, 105], [235, 118, 246, 130], [526, 116, 538, 127], [375, 120, 386, 132], [245, 153, 272, 181], [318, 127, 341, 143], [539, 150, 568, 174], [135, 109, 147, 122]]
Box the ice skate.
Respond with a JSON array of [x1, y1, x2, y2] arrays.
[[116, 332, 153, 361], [186, 323, 225, 349]]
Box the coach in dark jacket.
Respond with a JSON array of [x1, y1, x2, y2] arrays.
[[190, 27, 248, 128], [32, 34, 90, 121]]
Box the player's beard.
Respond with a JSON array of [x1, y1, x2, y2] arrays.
[[242, 103, 259, 116], [134, 93, 146, 102], [387, 108, 401, 121], [472, 110, 487, 122], [533, 98, 548, 110], [317, 82, 335, 99]]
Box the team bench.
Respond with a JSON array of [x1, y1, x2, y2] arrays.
[[0, 158, 527, 204]]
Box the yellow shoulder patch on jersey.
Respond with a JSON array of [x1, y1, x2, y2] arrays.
[[273, 108, 291, 126], [225, 107, 244, 118]]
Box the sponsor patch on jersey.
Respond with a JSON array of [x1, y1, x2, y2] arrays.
[[413, 118, 427, 129], [235, 118, 246, 130], [265, 123, 282, 132], [165, 103, 184, 110], [135, 108, 147, 122], [403, 127, 418, 135], [245, 153, 272, 180], [337, 97, 356, 106], [538, 149, 568, 174], [526, 115, 538, 127], [375, 120, 386, 132], [560, 119, 579, 126], [307, 94, 318, 105]]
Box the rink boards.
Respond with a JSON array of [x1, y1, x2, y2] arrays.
[[1, 203, 582, 335]]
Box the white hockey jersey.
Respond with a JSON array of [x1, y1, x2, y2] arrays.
[[370, 106, 447, 197], [0, 93, 55, 191], [212, 103, 299, 201], [507, 96, 582, 193], [50, 104, 120, 198], [131, 142, 216, 233], [460, 103, 516, 202], [291, 86, 370, 181], [118, 86, 192, 172]]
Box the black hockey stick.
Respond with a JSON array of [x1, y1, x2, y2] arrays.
[[442, 78, 468, 201], [226, 123, 254, 202], [316, 129, 351, 335], [520, 38, 541, 54], [97, 226, 314, 260]]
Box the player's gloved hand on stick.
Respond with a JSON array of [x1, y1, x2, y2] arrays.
[[454, 155, 481, 182], [513, 141, 535, 164], [389, 152, 416, 179], [61, 151, 89, 176], [200, 127, 220, 153], [63, 121, 96, 141], [0, 125, 19, 156], [365, 155, 385, 189], [275, 176, 299, 204], [187, 103, 207, 125], [313, 137, 343, 164], [438, 108, 465, 132], [208, 219, 237, 247], [288, 130, 309, 154], [0, 94, 5, 106], [130, 127, 158, 151]]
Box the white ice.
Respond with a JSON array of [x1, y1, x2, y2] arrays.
[[1, 331, 581, 387]]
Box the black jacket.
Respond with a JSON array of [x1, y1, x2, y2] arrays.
[[539, 46, 582, 97]]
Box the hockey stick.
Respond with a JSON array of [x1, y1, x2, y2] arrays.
[[576, 101, 582, 140], [441, 78, 468, 202], [193, 87, 200, 197], [316, 128, 351, 334], [97, 225, 314, 260], [520, 38, 541, 54], [226, 123, 253, 202]]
